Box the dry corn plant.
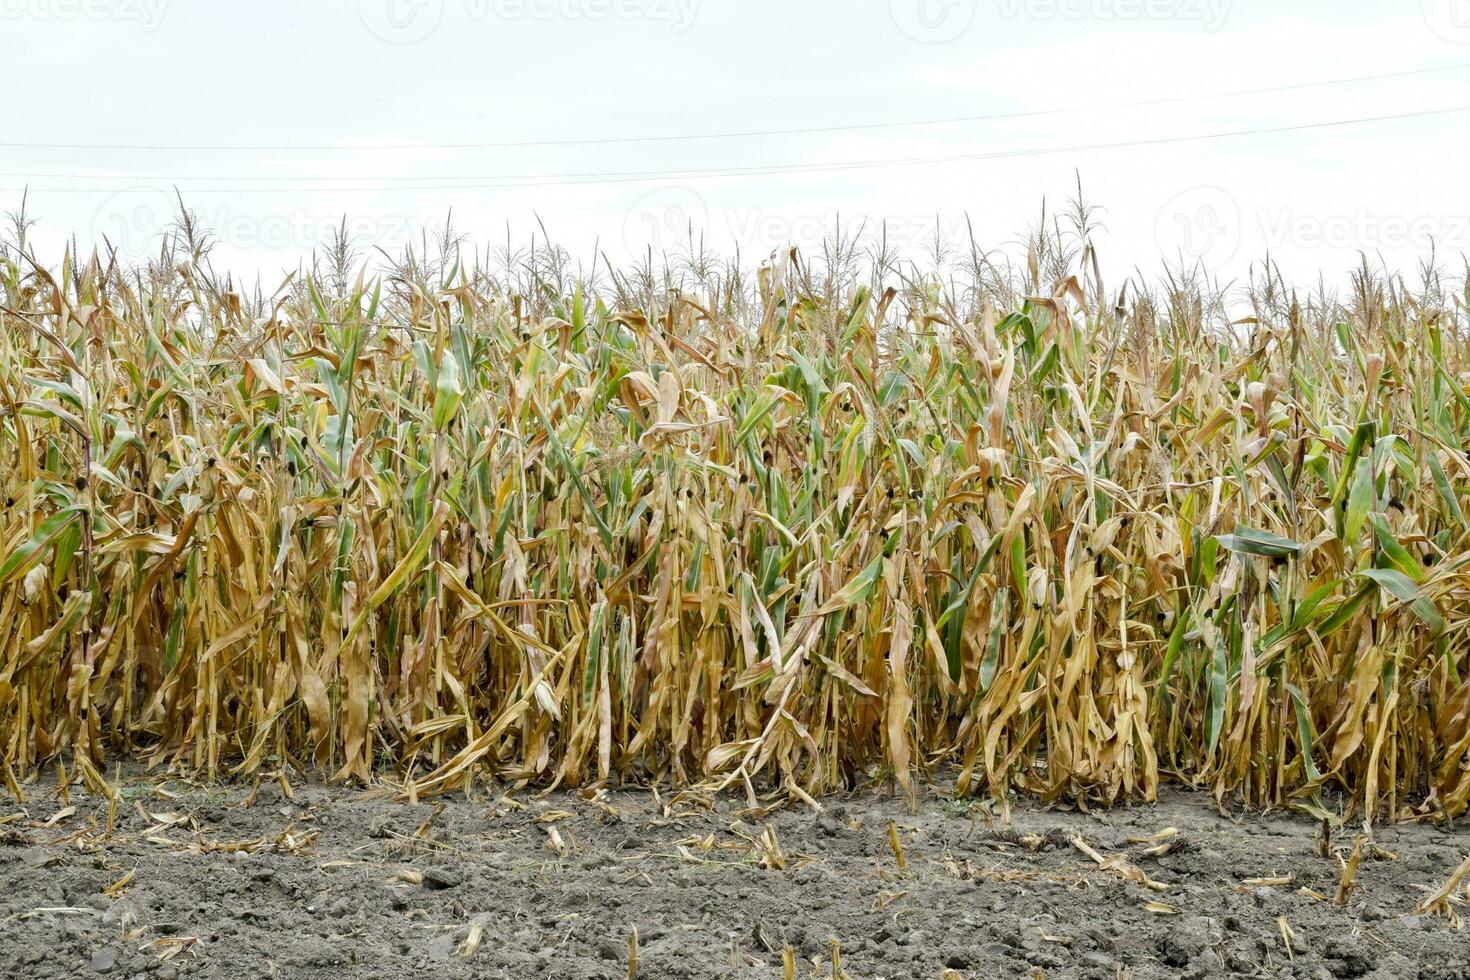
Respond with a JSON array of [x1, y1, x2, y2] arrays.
[[0, 208, 1467, 824]]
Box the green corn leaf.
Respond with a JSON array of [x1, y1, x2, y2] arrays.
[[0, 507, 84, 584], [1215, 525, 1301, 558], [1359, 568, 1444, 634]]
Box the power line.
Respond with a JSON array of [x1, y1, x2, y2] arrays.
[[3, 103, 1466, 193], [4, 61, 1469, 154]]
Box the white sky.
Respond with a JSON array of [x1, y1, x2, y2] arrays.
[[3, 0, 1469, 291]]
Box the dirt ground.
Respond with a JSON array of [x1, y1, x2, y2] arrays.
[[0, 773, 1467, 980]]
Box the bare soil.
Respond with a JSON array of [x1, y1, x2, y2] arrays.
[[0, 775, 1466, 979]]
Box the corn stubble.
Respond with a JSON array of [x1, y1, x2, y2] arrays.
[[1, 210, 1468, 822]]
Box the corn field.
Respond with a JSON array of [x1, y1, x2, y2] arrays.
[[2, 208, 1468, 822]]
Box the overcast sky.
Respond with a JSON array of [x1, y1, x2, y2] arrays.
[[3, 0, 1469, 290]]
